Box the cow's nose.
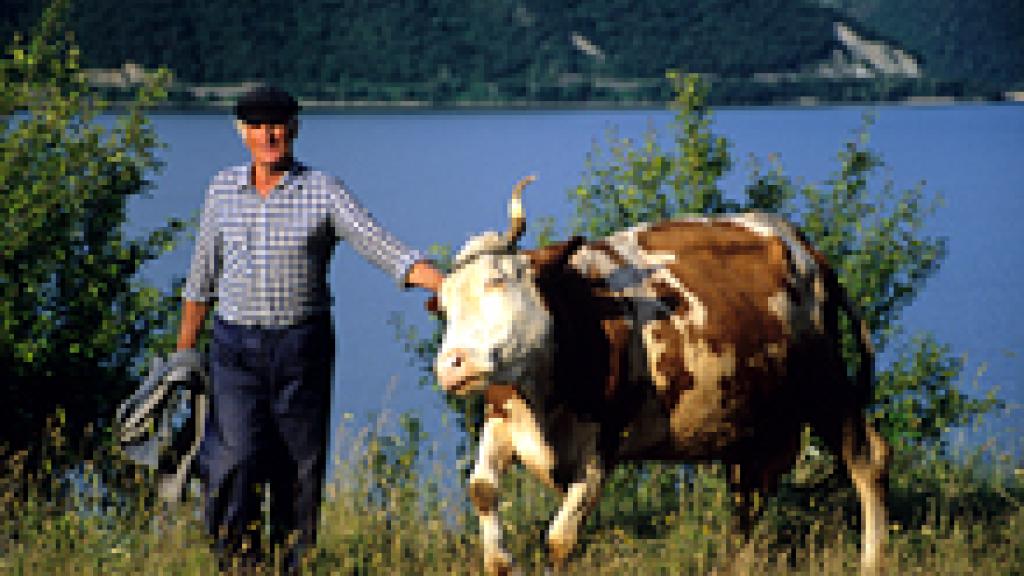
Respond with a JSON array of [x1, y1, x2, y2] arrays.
[[436, 348, 471, 390], [438, 348, 466, 371]]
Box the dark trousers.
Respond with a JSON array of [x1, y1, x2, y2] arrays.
[[199, 314, 334, 573]]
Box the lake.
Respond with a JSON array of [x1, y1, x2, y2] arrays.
[[129, 103, 1024, 463]]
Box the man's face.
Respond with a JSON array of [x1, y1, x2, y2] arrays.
[[240, 120, 295, 167]]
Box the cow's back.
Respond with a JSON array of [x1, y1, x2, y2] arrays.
[[569, 213, 841, 459]]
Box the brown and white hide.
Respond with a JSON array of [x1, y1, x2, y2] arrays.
[[434, 212, 889, 576]]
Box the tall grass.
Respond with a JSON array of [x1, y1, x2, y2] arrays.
[[2, 410, 1021, 575]]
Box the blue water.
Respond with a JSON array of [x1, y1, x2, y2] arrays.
[[129, 104, 1024, 464]]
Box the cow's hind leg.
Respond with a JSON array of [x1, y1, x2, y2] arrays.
[[726, 463, 763, 539], [820, 414, 889, 575], [724, 432, 800, 570], [843, 416, 889, 575]]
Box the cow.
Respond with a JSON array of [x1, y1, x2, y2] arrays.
[[432, 176, 890, 575]]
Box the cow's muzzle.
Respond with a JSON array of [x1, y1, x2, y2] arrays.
[[436, 347, 487, 394]]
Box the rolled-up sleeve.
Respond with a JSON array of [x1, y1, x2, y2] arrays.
[[327, 178, 423, 287], [182, 187, 221, 302]]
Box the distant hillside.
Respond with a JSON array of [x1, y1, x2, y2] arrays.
[[819, 0, 1024, 92], [2, 0, 1016, 106]]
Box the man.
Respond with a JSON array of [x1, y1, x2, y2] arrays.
[[176, 85, 442, 573]]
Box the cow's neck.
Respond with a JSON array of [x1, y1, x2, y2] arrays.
[[530, 244, 630, 422]]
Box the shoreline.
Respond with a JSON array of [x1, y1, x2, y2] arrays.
[[111, 95, 1021, 115]]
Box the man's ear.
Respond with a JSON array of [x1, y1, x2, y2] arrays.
[[528, 236, 586, 277]]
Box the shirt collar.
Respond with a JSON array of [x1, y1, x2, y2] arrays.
[[240, 159, 307, 195]]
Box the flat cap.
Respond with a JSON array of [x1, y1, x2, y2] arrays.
[[234, 85, 299, 124]]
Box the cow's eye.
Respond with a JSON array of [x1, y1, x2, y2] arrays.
[[484, 276, 505, 289]]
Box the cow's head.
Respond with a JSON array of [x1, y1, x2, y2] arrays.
[[434, 176, 577, 395]]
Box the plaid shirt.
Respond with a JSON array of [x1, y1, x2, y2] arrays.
[[182, 162, 424, 327]]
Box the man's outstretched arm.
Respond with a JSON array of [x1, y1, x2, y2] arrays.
[[176, 260, 438, 353]]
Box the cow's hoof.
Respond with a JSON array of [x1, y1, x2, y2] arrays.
[[483, 550, 516, 576], [859, 560, 884, 576], [545, 556, 569, 573], [546, 536, 573, 572], [469, 475, 499, 511]]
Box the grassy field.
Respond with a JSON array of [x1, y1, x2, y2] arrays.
[[2, 412, 1021, 575]]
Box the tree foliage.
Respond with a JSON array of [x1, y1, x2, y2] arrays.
[[0, 0, 182, 457], [571, 72, 735, 239]]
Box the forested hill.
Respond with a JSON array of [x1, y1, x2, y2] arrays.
[[2, 0, 1021, 106], [820, 0, 1024, 92]]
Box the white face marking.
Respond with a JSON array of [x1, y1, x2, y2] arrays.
[[436, 237, 554, 391]]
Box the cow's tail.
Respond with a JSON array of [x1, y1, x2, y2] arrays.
[[783, 214, 876, 404], [823, 263, 876, 405]]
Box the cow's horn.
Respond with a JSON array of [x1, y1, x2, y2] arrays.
[[504, 175, 536, 248]]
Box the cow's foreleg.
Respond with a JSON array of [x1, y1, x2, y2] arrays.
[[546, 436, 603, 570], [470, 416, 515, 575]]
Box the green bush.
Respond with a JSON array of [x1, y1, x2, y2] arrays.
[[0, 0, 183, 460]]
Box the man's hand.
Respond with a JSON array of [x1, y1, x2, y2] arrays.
[[177, 300, 209, 351], [406, 260, 444, 293]]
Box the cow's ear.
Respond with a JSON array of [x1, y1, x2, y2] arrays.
[[529, 236, 586, 276], [425, 295, 441, 314]]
